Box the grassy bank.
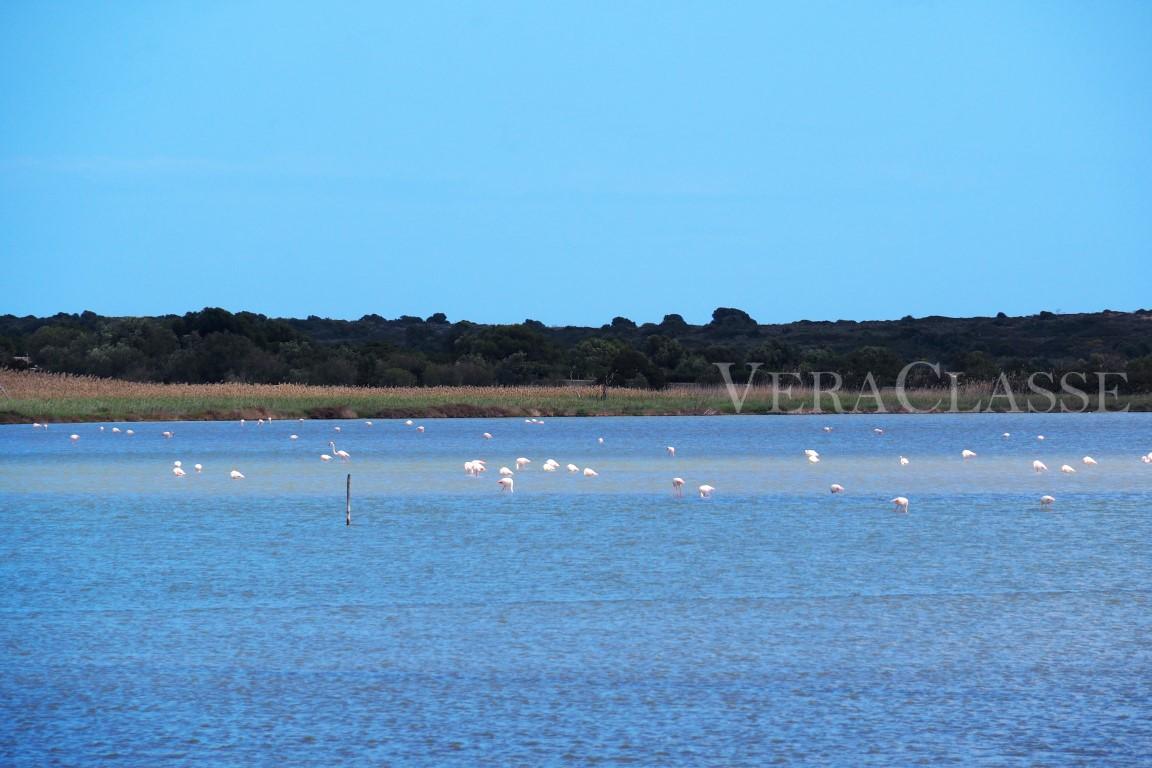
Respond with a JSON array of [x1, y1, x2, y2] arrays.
[[0, 370, 1146, 423]]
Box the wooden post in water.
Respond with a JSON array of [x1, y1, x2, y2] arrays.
[[345, 473, 351, 526]]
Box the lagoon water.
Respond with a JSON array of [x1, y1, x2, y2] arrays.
[[2, 414, 1150, 766]]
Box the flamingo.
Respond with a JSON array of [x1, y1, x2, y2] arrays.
[[672, 477, 685, 497], [405, 420, 414, 426], [99, 426, 105, 431], [69, 434, 79, 442], [873, 428, 885, 435], [125, 429, 134, 436], [290, 434, 299, 440], [333, 426, 341, 432], [1002, 432, 1011, 438], [899, 456, 910, 466], [416, 425, 425, 433], [823, 426, 833, 433], [230, 470, 245, 480], [961, 449, 977, 459], [328, 441, 350, 461], [162, 431, 173, 439], [804, 449, 820, 458], [891, 496, 909, 512], [583, 468, 598, 477], [566, 463, 580, 473], [830, 483, 845, 494], [172, 466, 186, 477], [1040, 495, 1055, 506], [1143, 453, 1152, 464], [499, 466, 514, 477], [32, 423, 42, 429], [320, 454, 332, 462], [482, 432, 493, 439], [194, 463, 203, 473], [807, 454, 820, 464], [542, 462, 557, 472], [1060, 464, 1076, 474], [1037, 435, 1045, 441], [364, 421, 373, 427], [698, 484, 715, 498], [112, 427, 121, 433], [498, 477, 514, 493], [173, 461, 182, 468], [1082, 456, 1097, 466], [667, 446, 676, 457], [597, 437, 604, 444], [1032, 460, 1048, 472], [515, 457, 531, 471]]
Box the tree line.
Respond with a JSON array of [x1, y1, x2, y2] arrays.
[[1, 306, 1151, 392]]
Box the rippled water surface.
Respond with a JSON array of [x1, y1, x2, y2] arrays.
[[2, 414, 1151, 766]]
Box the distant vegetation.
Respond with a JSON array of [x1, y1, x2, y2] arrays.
[[1, 306, 1151, 394]]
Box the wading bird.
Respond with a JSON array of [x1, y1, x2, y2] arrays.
[[1040, 495, 1055, 506], [672, 477, 685, 497], [1033, 460, 1048, 472], [698, 484, 715, 498], [962, 449, 977, 459], [498, 477, 514, 493], [830, 484, 845, 494], [328, 441, 350, 461], [583, 468, 598, 477], [891, 496, 909, 512], [230, 470, 245, 480]]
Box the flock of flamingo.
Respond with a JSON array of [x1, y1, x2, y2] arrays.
[[33, 417, 1152, 510]]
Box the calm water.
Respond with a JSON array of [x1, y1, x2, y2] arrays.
[[2, 414, 1150, 766]]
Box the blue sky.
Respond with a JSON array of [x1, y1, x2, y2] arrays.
[[2, 1, 1149, 326]]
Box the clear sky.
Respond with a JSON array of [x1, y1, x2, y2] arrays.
[[2, 1, 1149, 326]]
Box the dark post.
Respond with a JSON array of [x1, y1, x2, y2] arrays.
[[345, 473, 351, 526]]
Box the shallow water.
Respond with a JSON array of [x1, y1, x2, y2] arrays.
[[2, 414, 1150, 766]]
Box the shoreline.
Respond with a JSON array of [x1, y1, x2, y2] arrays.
[[3, 370, 1147, 423]]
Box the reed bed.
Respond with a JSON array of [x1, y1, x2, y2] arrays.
[[0, 369, 1146, 423]]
